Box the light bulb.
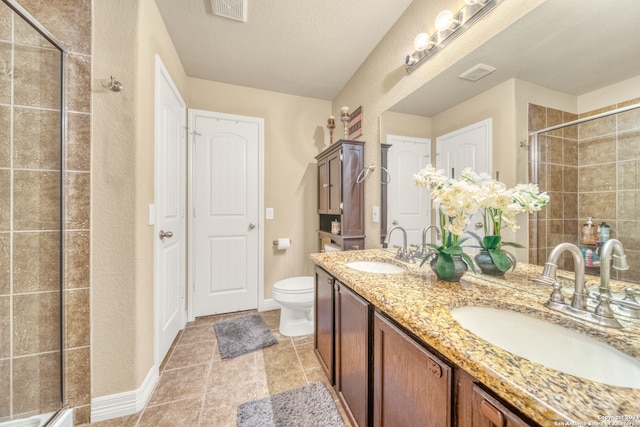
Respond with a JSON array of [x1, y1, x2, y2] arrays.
[[413, 33, 431, 51], [435, 9, 456, 31], [464, 0, 478, 4]]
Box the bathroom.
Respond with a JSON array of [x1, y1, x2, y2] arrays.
[[1, 0, 639, 426]]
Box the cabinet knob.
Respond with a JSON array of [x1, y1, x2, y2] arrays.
[[327, 278, 333, 286], [480, 400, 505, 427], [323, 184, 329, 188]]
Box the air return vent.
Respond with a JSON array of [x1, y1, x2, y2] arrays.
[[459, 63, 496, 82], [211, 0, 247, 22]]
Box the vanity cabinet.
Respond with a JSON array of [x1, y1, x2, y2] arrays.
[[456, 370, 537, 427], [314, 266, 335, 383], [335, 281, 372, 427], [373, 311, 453, 427], [316, 140, 365, 251]]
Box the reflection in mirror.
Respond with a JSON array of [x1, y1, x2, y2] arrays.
[[379, 0, 640, 282], [529, 102, 640, 284]]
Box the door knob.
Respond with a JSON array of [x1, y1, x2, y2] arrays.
[[475, 222, 483, 229], [392, 220, 399, 226], [249, 223, 256, 230], [159, 230, 173, 241]]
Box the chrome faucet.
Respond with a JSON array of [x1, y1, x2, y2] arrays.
[[598, 239, 629, 297], [384, 225, 414, 263], [534, 242, 622, 328]]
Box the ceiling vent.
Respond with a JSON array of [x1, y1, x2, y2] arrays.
[[211, 0, 247, 22], [459, 63, 496, 82]]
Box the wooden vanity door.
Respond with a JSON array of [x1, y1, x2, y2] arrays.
[[373, 312, 452, 427]]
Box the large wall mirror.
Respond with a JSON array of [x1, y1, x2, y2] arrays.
[[379, 0, 640, 283]]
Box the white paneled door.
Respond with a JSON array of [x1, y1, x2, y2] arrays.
[[190, 110, 263, 317], [154, 56, 187, 365], [386, 135, 431, 248], [436, 118, 492, 254]]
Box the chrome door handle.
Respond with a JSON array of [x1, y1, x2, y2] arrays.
[[475, 222, 483, 229], [159, 230, 173, 241], [249, 223, 256, 230]]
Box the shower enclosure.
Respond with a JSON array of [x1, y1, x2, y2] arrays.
[[1, 1, 65, 425], [529, 100, 640, 285]]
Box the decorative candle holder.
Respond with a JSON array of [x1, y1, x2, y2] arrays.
[[340, 112, 350, 140], [327, 116, 336, 144]]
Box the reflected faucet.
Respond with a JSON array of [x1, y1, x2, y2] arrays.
[[598, 239, 630, 297], [384, 226, 414, 263], [413, 225, 441, 259], [534, 242, 622, 328]]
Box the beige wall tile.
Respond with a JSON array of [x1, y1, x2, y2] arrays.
[[0, 296, 8, 359], [64, 230, 90, 289], [617, 221, 640, 250], [528, 104, 546, 132], [0, 7, 10, 40], [0, 56, 9, 112], [13, 292, 60, 356], [547, 165, 563, 192], [0, 359, 8, 418], [618, 107, 640, 132], [64, 288, 89, 348], [13, 107, 61, 169], [64, 171, 90, 229], [65, 53, 91, 113], [579, 192, 616, 220], [546, 135, 563, 164], [64, 346, 90, 408], [579, 115, 616, 140], [66, 112, 91, 171], [13, 170, 60, 230], [13, 45, 62, 110], [562, 192, 578, 219], [578, 135, 616, 165], [618, 130, 640, 161], [618, 159, 639, 191], [563, 139, 578, 166], [618, 190, 639, 221], [0, 234, 8, 295], [12, 352, 61, 415], [0, 170, 9, 230], [13, 231, 61, 293], [563, 166, 578, 193], [579, 164, 616, 192], [12, 0, 91, 55]]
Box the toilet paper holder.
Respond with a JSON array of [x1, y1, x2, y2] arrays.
[[273, 239, 292, 246]]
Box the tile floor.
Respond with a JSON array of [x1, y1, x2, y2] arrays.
[[83, 309, 351, 427]]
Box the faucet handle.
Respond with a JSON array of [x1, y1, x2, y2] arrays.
[[595, 294, 616, 319], [548, 281, 565, 304]]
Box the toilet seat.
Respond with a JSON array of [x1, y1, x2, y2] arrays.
[[272, 276, 314, 294]]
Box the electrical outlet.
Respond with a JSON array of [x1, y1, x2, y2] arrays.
[[266, 208, 274, 220], [372, 205, 379, 223]]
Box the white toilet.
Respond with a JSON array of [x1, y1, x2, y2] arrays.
[[272, 276, 315, 336]]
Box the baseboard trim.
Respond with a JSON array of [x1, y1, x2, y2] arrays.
[[91, 365, 158, 423], [259, 298, 280, 312]]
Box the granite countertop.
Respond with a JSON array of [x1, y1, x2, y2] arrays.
[[310, 249, 640, 426]]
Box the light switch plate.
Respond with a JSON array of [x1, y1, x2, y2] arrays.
[[266, 208, 274, 220], [148, 204, 156, 225], [372, 205, 379, 223]]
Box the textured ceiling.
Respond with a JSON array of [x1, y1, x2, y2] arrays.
[[155, 0, 640, 116], [154, 0, 413, 100]]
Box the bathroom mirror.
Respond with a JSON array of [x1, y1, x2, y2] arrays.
[[379, 0, 640, 282]]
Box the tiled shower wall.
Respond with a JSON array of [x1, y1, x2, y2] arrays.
[[0, 1, 91, 425], [529, 99, 640, 284]]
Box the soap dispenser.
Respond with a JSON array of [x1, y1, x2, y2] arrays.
[[598, 221, 611, 243], [581, 217, 597, 245]]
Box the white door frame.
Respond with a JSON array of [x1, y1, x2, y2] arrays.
[[153, 55, 187, 369], [187, 109, 265, 321]]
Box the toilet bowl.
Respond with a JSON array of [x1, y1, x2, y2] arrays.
[[272, 276, 315, 337]]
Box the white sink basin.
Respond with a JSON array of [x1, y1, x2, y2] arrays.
[[345, 261, 405, 274], [450, 306, 640, 389]]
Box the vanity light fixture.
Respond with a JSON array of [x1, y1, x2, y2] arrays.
[[405, 0, 500, 73]]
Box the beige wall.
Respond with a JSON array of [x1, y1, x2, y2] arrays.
[[188, 78, 331, 299], [92, 0, 187, 399], [380, 111, 431, 141]]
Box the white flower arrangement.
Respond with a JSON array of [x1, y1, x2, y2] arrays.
[[413, 165, 550, 276]]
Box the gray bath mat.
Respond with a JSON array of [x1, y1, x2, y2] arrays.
[[214, 314, 278, 359], [237, 382, 345, 427]]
